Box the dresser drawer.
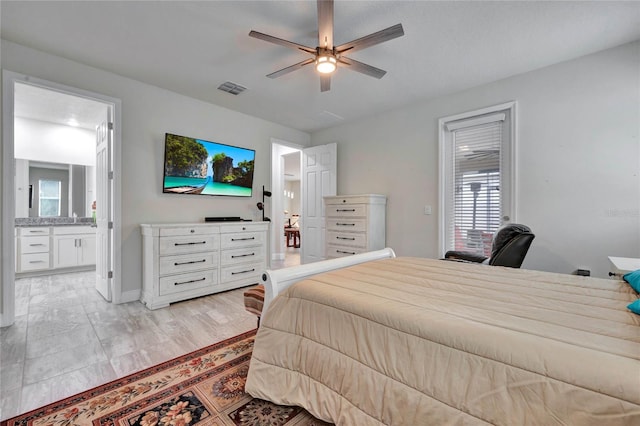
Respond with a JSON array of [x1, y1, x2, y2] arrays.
[[19, 227, 50, 236], [326, 244, 366, 258], [220, 262, 263, 283], [326, 218, 366, 233], [159, 226, 218, 237], [20, 252, 51, 271], [159, 252, 217, 276], [220, 232, 265, 249], [159, 235, 219, 256], [220, 245, 266, 266], [219, 223, 268, 233], [326, 204, 367, 217], [159, 269, 217, 296], [20, 236, 50, 254], [327, 231, 366, 248]]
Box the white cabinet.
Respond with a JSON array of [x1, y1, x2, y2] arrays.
[[141, 222, 269, 310], [324, 194, 386, 259], [53, 226, 96, 268], [17, 227, 51, 272], [15, 225, 96, 274]]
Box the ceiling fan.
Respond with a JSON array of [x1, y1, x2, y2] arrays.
[[249, 0, 404, 92]]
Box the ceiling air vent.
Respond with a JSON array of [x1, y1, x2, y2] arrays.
[[217, 81, 247, 95]]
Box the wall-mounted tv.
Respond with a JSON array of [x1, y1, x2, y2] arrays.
[[163, 133, 255, 197]]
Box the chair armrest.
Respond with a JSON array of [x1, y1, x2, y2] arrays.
[[444, 251, 488, 263]]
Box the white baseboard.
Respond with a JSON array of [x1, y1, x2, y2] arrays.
[[0, 313, 9, 328], [118, 289, 141, 304]]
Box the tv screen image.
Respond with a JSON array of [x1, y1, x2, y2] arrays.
[[163, 133, 255, 197]]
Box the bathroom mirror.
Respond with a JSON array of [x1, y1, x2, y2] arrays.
[[15, 160, 95, 219]]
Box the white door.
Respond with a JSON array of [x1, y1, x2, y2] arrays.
[[95, 110, 113, 301], [300, 143, 337, 264]]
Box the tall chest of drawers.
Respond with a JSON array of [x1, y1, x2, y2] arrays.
[[324, 194, 386, 259], [141, 222, 268, 310]]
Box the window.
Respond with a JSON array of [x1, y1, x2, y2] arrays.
[[439, 102, 516, 257], [39, 179, 62, 217]]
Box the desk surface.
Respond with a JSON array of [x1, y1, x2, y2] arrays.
[[608, 256, 640, 274]]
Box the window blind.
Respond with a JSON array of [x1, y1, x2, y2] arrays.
[[449, 120, 503, 256]]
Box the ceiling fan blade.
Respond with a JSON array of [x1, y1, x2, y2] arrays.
[[267, 58, 315, 79], [320, 74, 331, 92], [249, 30, 316, 54], [335, 23, 404, 54], [317, 0, 334, 49], [338, 56, 386, 79]]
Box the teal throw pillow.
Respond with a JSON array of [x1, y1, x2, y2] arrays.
[[623, 269, 640, 293], [627, 299, 640, 315]]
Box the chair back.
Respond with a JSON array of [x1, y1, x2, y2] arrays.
[[489, 224, 535, 268]]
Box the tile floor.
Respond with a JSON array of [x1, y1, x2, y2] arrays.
[[0, 248, 300, 421]]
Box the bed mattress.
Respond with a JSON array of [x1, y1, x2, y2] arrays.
[[245, 257, 640, 425]]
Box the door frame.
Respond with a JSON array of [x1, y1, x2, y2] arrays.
[[1, 70, 122, 327], [437, 101, 517, 258], [270, 138, 303, 265]]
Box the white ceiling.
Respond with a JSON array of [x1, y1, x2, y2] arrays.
[[14, 83, 109, 130], [2, 1, 639, 133]]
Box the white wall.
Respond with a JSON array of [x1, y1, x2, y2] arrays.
[[14, 117, 95, 166], [311, 41, 640, 278], [0, 40, 311, 306]]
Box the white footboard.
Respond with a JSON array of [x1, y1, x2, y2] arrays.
[[261, 248, 396, 320]]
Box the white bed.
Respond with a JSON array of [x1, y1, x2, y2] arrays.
[[245, 249, 640, 425]]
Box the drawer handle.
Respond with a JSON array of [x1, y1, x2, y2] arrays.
[[336, 223, 356, 226], [336, 209, 356, 212], [29, 243, 46, 246], [232, 268, 255, 275], [174, 259, 206, 266], [337, 250, 356, 255], [232, 253, 255, 259], [175, 277, 206, 286], [29, 230, 47, 233], [336, 236, 356, 241], [29, 260, 46, 264], [231, 237, 255, 241], [174, 241, 206, 246]]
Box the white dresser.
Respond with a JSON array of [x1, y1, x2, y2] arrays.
[[140, 221, 268, 310], [324, 194, 386, 259]]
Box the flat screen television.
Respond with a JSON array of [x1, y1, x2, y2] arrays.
[[163, 133, 255, 197]]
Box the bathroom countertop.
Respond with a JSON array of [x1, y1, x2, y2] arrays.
[[15, 218, 96, 227]]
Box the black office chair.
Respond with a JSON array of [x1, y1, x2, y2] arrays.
[[444, 224, 535, 268]]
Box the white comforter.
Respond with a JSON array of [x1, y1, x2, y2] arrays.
[[245, 257, 640, 425]]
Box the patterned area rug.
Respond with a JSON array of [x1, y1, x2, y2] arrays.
[[2, 330, 330, 426]]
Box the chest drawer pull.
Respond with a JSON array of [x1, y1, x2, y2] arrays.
[[174, 241, 206, 246], [29, 260, 46, 264], [232, 253, 255, 259], [29, 243, 46, 247], [232, 268, 255, 275], [336, 209, 356, 212], [336, 223, 356, 226], [232, 237, 255, 241], [174, 259, 206, 266], [336, 236, 356, 240], [337, 249, 356, 255], [175, 277, 206, 286]]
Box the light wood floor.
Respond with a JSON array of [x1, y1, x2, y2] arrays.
[[0, 248, 300, 421]]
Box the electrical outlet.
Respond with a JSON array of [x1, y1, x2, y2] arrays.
[[575, 269, 591, 276], [424, 205, 432, 215]]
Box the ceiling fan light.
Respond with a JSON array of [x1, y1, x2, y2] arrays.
[[316, 55, 337, 74]]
